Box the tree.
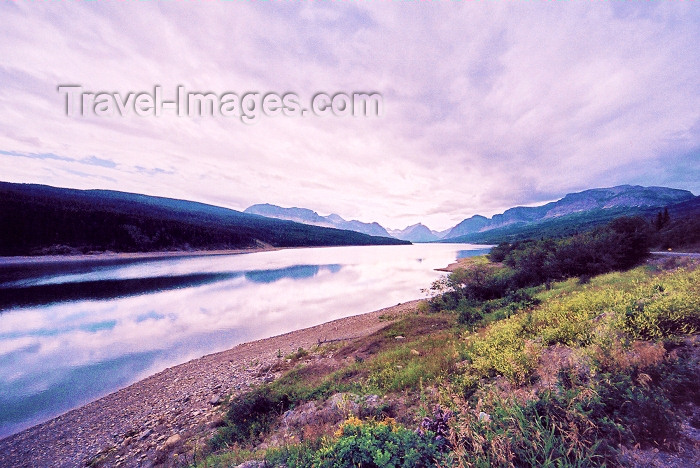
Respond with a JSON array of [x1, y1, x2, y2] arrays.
[[662, 208, 670, 227], [655, 211, 664, 231]]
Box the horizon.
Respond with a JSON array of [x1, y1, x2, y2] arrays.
[[2, 179, 694, 233], [1, 2, 699, 231]]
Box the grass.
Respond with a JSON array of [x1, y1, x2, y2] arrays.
[[195, 259, 699, 468], [460, 266, 700, 387]]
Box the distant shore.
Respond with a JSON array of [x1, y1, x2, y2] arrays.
[[0, 246, 279, 265]]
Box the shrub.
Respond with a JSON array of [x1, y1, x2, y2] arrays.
[[456, 299, 482, 325], [314, 416, 444, 468], [593, 371, 680, 448], [210, 386, 292, 449], [453, 391, 609, 467], [462, 266, 699, 386], [265, 441, 320, 468], [417, 405, 453, 451], [453, 348, 699, 467], [616, 270, 700, 340]]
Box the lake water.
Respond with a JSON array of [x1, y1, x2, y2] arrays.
[[0, 243, 489, 438]]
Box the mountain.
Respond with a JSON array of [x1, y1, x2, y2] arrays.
[[388, 223, 439, 242], [244, 204, 392, 237], [0, 183, 408, 256], [443, 185, 696, 244], [444, 215, 489, 239]]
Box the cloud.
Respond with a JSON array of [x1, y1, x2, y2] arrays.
[[80, 156, 117, 168], [0, 2, 698, 229]]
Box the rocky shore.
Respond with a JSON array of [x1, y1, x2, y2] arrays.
[[0, 301, 420, 468]]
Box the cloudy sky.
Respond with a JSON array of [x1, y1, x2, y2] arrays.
[[1, 2, 698, 230]]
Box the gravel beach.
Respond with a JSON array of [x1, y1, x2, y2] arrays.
[[0, 300, 420, 468]]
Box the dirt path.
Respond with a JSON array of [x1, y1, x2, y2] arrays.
[[0, 301, 419, 468]]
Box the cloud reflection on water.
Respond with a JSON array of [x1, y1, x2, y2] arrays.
[[0, 244, 486, 437]]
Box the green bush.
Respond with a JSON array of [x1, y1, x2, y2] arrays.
[[616, 271, 700, 340], [210, 386, 292, 449], [314, 417, 444, 468], [265, 441, 320, 468], [456, 299, 482, 325]]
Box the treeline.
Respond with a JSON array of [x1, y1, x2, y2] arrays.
[[489, 216, 650, 284], [447, 195, 699, 246], [0, 182, 407, 256], [429, 217, 651, 316], [451, 207, 635, 245], [649, 207, 700, 250]]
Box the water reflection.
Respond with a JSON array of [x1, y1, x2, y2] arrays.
[[0, 244, 488, 438], [245, 264, 341, 284], [457, 248, 492, 259], [0, 264, 344, 310]]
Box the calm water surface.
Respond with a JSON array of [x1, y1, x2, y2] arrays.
[[0, 243, 489, 437]]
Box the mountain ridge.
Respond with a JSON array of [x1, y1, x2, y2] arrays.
[[244, 203, 392, 238], [245, 185, 695, 243], [446, 185, 694, 239], [0, 182, 408, 256]]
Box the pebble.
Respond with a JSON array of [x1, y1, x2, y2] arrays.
[[0, 300, 417, 468]]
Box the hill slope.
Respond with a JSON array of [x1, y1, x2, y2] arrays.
[[244, 204, 392, 238], [0, 183, 408, 256], [443, 185, 695, 243]]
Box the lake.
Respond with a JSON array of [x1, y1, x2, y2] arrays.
[[0, 243, 489, 438]]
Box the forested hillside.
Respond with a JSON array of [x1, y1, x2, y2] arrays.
[[0, 182, 407, 256]]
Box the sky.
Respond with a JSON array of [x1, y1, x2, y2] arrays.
[[0, 2, 698, 231]]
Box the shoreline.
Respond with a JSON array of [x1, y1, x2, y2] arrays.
[[0, 247, 280, 265], [0, 300, 423, 468]]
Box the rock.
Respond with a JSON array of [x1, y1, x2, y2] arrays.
[[364, 394, 380, 407], [139, 429, 153, 441], [209, 394, 221, 406], [281, 401, 317, 427], [478, 411, 491, 423], [410, 349, 421, 356], [327, 393, 359, 417], [395, 335, 405, 340], [164, 434, 181, 448]]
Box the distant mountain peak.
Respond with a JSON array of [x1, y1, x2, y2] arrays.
[[389, 223, 439, 243], [244, 185, 693, 244], [244, 204, 392, 238], [442, 184, 694, 241]]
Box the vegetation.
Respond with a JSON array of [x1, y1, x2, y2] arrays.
[[448, 196, 700, 249], [429, 217, 651, 319], [449, 207, 642, 245], [314, 417, 446, 468], [649, 206, 700, 250], [191, 217, 698, 468], [0, 182, 407, 256]]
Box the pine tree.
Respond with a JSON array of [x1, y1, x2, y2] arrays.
[[662, 207, 670, 227], [655, 211, 664, 231]]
